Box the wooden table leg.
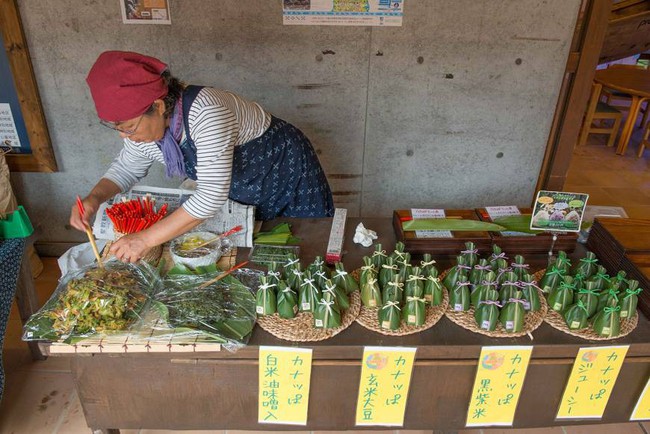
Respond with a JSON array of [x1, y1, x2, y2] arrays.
[[14, 240, 45, 360], [616, 95, 642, 155]]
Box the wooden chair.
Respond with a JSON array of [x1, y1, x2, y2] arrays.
[[601, 63, 650, 127], [638, 121, 650, 157], [578, 83, 623, 148]]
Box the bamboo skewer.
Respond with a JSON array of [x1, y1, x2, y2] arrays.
[[198, 261, 249, 289], [77, 196, 104, 268]]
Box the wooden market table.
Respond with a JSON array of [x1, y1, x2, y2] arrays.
[[44, 218, 650, 433], [594, 67, 650, 156]]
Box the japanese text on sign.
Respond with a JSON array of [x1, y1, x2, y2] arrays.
[[355, 346, 417, 426], [557, 345, 629, 419], [258, 346, 313, 425], [466, 346, 533, 427]]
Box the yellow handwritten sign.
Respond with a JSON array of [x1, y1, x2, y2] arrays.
[[355, 346, 417, 426], [557, 345, 629, 419], [631, 377, 650, 420], [466, 346, 533, 427], [258, 346, 313, 425]]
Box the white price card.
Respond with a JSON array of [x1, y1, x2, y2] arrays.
[[485, 206, 520, 220], [415, 230, 453, 238], [411, 209, 446, 219]]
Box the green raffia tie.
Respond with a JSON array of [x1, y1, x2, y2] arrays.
[[626, 288, 642, 296], [604, 306, 621, 313]]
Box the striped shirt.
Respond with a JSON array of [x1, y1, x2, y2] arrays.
[[103, 87, 271, 219]]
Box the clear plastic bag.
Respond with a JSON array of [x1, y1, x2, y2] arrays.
[[22, 259, 161, 342], [151, 268, 261, 352]]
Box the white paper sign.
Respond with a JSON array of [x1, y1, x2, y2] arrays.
[[411, 208, 446, 219], [415, 230, 453, 238], [0, 103, 21, 148], [485, 206, 520, 220]]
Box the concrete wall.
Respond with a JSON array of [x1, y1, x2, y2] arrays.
[[11, 0, 580, 244]]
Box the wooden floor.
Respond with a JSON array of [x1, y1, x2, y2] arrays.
[[1, 130, 649, 433]]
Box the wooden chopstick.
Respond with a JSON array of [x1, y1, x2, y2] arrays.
[[198, 261, 249, 289], [77, 196, 104, 268]]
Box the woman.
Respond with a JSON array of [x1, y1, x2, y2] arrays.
[[70, 50, 333, 263]]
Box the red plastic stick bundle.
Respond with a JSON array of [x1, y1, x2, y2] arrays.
[[106, 195, 168, 234]]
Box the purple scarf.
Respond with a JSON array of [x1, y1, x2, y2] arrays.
[[157, 97, 185, 178]]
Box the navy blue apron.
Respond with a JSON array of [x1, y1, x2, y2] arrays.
[[180, 85, 334, 221]]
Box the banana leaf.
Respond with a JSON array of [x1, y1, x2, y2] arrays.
[[361, 276, 382, 308], [461, 242, 479, 268], [450, 277, 471, 312], [323, 279, 350, 311], [403, 296, 426, 326], [575, 285, 599, 318], [492, 215, 541, 234], [548, 281, 574, 312], [332, 262, 359, 294], [281, 253, 301, 279], [379, 301, 402, 330], [313, 268, 330, 290], [498, 272, 519, 305], [402, 219, 505, 232], [383, 275, 404, 304], [563, 301, 589, 330], [286, 266, 303, 291], [539, 266, 565, 294], [256, 276, 277, 316], [404, 266, 425, 298], [254, 223, 300, 245], [313, 299, 341, 329], [588, 266, 611, 291], [276, 281, 298, 319], [592, 306, 621, 338], [306, 255, 326, 276], [470, 271, 498, 307], [360, 257, 377, 287], [495, 259, 512, 285], [520, 275, 542, 312]]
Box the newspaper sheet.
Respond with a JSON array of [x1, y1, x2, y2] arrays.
[[92, 185, 255, 247]]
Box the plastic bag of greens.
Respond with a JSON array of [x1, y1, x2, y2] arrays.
[[23, 259, 160, 342], [153, 268, 258, 352]]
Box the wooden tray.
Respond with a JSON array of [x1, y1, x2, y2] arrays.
[[476, 207, 577, 254], [393, 209, 492, 255]]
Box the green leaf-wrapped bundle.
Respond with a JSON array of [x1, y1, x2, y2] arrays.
[[398, 263, 412, 285], [443, 255, 470, 290], [420, 254, 437, 276], [282, 254, 301, 280], [461, 242, 479, 268], [575, 283, 599, 318], [313, 268, 330, 290], [396, 252, 411, 271], [470, 271, 498, 307], [298, 271, 321, 313], [323, 279, 350, 311], [379, 301, 402, 330], [499, 292, 526, 333], [360, 257, 376, 288], [390, 241, 407, 263], [383, 275, 404, 304], [597, 288, 619, 312], [511, 255, 530, 281], [379, 258, 399, 289], [612, 271, 629, 292], [573, 273, 586, 292], [371, 244, 388, 269], [554, 251, 572, 274], [306, 256, 326, 276], [540, 266, 565, 295], [403, 296, 426, 326], [495, 258, 512, 285], [450, 277, 471, 312], [563, 300, 589, 330], [404, 267, 425, 298], [592, 306, 621, 337], [256, 277, 277, 316], [475, 294, 501, 331], [572, 251, 599, 279], [266, 262, 283, 285], [520, 274, 541, 312], [489, 245, 508, 270], [332, 262, 359, 294], [314, 298, 341, 329], [286, 265, 304, 292], [276, 281, 298, 319], [619, 281, 642, 319], [470, 259, 492, 286], [423, 269, 444, 306], [361, 275, 382, 308], [499, 272, 520, 305], [588, 266, 611, 291], [548, 279, 574, 312]]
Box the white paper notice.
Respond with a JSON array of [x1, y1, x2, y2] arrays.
[[485, 206, 520, 220], [283, 0, 404, 26], [415, 230, 453, 238], [92, 186, 255, 247], [411, 208, 446, 219], [0, 103, 21, 148]]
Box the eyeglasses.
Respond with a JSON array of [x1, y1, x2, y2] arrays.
[[99, 114, 145, 136]]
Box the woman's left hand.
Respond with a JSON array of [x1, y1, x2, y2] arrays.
[[109, 233, 151, 263]]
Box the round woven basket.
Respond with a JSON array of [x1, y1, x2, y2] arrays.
[[537, 268, 639, 340], [442, 268, 548, 338], [256, 291, 361, 342], [352, 267, 449, 336]]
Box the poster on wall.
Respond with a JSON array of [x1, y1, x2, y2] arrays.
[[283, 0, 404, 26], [120, 0, 171, 24], [0, 103, 22, 151]]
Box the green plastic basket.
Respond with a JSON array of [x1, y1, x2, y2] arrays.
[[0, 206, 34, 239]]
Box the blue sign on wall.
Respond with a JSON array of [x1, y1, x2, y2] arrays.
[[0, 31, 31, 154]]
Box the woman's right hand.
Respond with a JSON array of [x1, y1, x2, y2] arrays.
[[69, 196, 99, 232]]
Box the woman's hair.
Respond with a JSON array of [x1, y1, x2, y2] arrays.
[[145, 70, 185, 117]]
